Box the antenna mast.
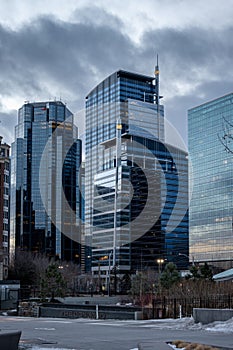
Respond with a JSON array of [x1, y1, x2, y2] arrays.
[[155, 54, 160, 139]]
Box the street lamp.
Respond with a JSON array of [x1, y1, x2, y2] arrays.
[[156, 258, 165, 274], [88, 255, 107, 294], [156, 258, 165, 296]]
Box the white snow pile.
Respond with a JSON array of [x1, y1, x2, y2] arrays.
[[173, 316, 233, 333], [139, 317, 198, 330], [138, 316, 233, 333], [202, 317, 233, 333], [182, 316, 233, 333]]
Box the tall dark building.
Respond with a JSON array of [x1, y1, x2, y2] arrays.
[[0, 137, 10, 279], [85, 68, 189, 285], [10, 101, 82, 262]]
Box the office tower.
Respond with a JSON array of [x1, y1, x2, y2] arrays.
[[188, 93, 233, 268], [0, 137, 10, 279], [85, 69, 189, 283], [10, 101, 82, 263]]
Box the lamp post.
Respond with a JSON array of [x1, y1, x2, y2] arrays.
[[113, 118, 122, 270], [157, 258, 165, 275], [87, 255, 104, 294], [108, 251, 113, 297], [156, 258, 164, 296]]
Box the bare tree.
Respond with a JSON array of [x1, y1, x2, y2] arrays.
[[218, 116, 233, 153]]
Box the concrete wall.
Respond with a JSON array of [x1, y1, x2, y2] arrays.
[[39, 303, 143, 320], [40, 306, 137, 320], [193, 308, 233, 324], [57, 296, 124, 305]]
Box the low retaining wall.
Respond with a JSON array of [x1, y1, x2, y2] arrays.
[[39, 305, 142, 320], [38, 303, 145, 320], [193, 308, 233, 324]]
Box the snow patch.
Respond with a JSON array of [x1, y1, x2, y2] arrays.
[[203, 317, 233, 333], [136, 316, 233, 333], [168, 344, 185, 350]]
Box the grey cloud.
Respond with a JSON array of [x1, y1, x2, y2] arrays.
[[0, 110, 17, 145], [71, 5, 123, 30], [165, 80, 233, 143], [136, 26, 233, 140], [197, 81, 233, 101], [1, 7, 233, 145], [140, 26, 233, 83], [0, 12, 136, 110]]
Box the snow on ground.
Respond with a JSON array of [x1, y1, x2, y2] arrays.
[[133, 316, 233, 333], [203, 317, 233, 333]]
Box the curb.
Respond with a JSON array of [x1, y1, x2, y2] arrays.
[[138, 342, 171, 350]]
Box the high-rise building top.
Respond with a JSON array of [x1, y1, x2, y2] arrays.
[[0, 137, 10, 279], [86, 70, 164, 147], [188, 92, 233, 267], [10, 101, 82, 262]]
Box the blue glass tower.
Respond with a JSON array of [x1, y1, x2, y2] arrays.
[[10, 101, 82, 262], [188, 93, 233, 267], [85, 69, 188, 282]]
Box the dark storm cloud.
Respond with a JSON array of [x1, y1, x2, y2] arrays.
[[0, 12, 136, 110], [1, 7, 233, 143], [141, 26, 233, 90], [138, 26, 233, 140]]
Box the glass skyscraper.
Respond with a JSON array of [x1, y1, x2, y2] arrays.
[[85, 70, 188, 281], [10, 101, 82, 262], [188, 93, 233, 267]]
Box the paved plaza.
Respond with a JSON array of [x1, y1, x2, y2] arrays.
[[0, 316, 233, 350]]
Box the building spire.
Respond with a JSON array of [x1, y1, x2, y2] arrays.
[[155, 53, 160, 139], [155, 54, 159, 106]]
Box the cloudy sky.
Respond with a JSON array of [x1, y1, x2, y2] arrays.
[[1, 0, 233, 146]]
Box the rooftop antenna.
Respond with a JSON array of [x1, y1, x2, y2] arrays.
[[155, 54, 160, 139], [155, 54, 159, 105]]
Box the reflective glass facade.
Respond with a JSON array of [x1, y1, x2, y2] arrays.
[[10, 101, 81, 262], [188, 93, 233, 264], [85, 70, 188, 275]]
